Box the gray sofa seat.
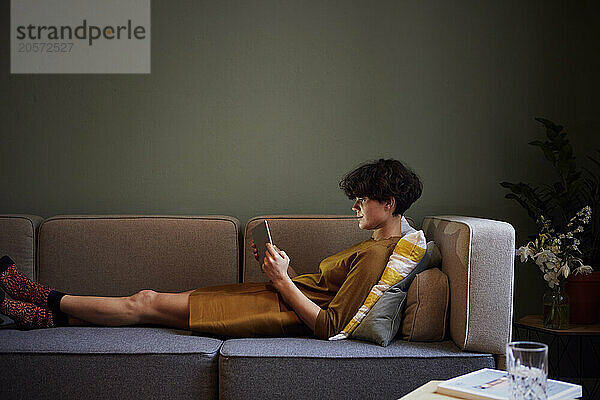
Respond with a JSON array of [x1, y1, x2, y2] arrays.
[[0, 327, 222, 400], [219, 337, 494, 399]]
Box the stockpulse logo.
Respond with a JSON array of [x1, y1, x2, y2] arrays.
[[11, 0, 151, 74]]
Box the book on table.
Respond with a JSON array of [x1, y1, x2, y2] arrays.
[[436, 368, 582, 400]]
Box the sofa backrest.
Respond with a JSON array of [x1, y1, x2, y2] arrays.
[[242, 215, 416, 283], [37, 215, 239, 296], [0, 215, 43, 281]]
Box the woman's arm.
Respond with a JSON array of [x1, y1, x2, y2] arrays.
[[272, 276, 319, 330], [262, 243, 319, 331]]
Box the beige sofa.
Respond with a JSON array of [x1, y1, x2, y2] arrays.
[[0, 213, 515, 399]]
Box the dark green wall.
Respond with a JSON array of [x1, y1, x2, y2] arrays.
[[2, 1, 599, 319]]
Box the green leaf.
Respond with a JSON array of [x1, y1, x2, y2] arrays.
[[535, 116, 563, 141], [582, 167, 599, 182], [528, 140, 545, 147], [535, 117, 552, 126], [535, 117, 561, 134], [558, 160, 571, 180], [500, 181, 522, 193], [547, 126, 561, 141], [568, 171, 582, 181], [543, 147, 557, 163], [587, 154, 600, 169], [559, 144, 573, 160]]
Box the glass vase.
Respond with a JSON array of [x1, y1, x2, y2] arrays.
[[542, 285, 569, 329]]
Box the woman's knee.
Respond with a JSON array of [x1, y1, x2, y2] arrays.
[[128, 289, 159, 319]]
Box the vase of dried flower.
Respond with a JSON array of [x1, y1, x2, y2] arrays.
[[543, 285, 570, 329]]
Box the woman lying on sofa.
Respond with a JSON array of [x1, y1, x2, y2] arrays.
[[0, 158, 422, 339]]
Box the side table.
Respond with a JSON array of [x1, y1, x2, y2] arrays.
[[397, 381, 448, 399], [514, 315, 600, 399]]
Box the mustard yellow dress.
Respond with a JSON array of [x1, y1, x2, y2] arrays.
[[188, 237, 398, 339]]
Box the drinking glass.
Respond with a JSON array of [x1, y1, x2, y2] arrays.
[[506, 341, 548, 400]]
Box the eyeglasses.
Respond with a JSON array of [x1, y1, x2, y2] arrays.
[[354, 197, 368, 207]]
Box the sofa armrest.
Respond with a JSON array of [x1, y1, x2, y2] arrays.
[[0, 214, 43, 326], [422, 215, 515, 356]]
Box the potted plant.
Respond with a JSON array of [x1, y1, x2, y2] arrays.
[[501, 118, 600, 325], [515, 208, 592, 328], [570, 148, 600, 323]]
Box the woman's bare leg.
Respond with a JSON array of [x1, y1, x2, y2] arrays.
[[60, 289, 193, 329]]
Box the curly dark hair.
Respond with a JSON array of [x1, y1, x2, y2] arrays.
[[339, 159, 423, 216]]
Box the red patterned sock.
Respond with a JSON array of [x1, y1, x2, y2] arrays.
[[0, 255, 52, 307], [0, 290, 56, 330]]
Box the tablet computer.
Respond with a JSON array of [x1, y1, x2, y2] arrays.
[[251, 220, 273, 267]]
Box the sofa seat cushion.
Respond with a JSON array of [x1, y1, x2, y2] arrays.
[[219, 337, 494, 399], [0, 327, 222, 400]]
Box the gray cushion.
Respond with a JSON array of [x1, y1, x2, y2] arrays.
[[0, 327, 222, 400], [351, 286, 408, 346], [219, 337, 495, 400], [351, 241, 436, 346]]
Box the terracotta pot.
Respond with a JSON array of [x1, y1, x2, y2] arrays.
[[564, 271, 600, 324]]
